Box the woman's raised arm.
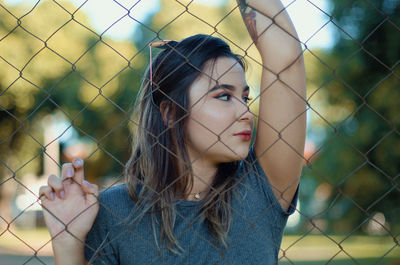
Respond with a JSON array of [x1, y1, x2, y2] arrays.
[[237, 0, 307, 211]]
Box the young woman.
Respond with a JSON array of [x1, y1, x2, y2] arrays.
[[39, 0, 306, 264]]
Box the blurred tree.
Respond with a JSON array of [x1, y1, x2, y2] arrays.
[[1, 0, 263, 228], [305, 0, 400, 235], [0, 0, 145, 227], [5, 0, 397, 239]]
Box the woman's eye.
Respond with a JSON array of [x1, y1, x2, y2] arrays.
[[215, 93, 252, 103], [243, 96, 252, 104], [216, 93, 231, 101]]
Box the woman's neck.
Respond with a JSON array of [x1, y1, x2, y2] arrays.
[[185, 157, 218, 201]]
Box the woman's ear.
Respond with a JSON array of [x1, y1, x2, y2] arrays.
[[159, 101, 175, 127]]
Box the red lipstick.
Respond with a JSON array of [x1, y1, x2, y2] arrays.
[[234, 130, 252, 141]]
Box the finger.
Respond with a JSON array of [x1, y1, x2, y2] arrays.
[[71, 157, 85, 185], [82, 180, 99, 204], [61, 162, 75, 180], [82, 180, 99, 195], [39, 185, 55, 201], [47, 174, 65, 199]]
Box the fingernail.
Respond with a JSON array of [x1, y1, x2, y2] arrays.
[[59, 190, 65, 199], [84, 180, 91, 186], [74, 158, 83, 167], [66, 168, 73, 177], [50, 192, 55, 201], [84, 180, 95, 188]]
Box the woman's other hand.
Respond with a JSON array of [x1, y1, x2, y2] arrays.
[[39, 158, 99, 245]]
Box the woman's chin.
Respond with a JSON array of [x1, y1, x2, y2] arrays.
[[231, 149, 250, 161], [218, 147, 250, 162], [190, 143, 251, 163]]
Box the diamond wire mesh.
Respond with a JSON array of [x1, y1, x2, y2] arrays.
[[0, 0, 399, 264]]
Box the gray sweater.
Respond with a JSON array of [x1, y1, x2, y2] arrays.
[[84, 148, 299, 264]]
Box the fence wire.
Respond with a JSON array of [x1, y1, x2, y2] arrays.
[[0, 0, 399, 264]]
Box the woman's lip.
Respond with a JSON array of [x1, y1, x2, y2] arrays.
[[234, 130, 252, 136], [235, 134, 251, 141], [234, 130, 252, 141]]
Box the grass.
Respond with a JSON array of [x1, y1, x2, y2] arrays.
[[0, 227, 53, 256], [279, 258, 400, 265], [0, 227, 399, 264], [280, 234, 400, 264]]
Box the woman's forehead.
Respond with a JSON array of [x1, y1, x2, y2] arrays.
[[189, 57, 247, 100], [196, 57, 246, 90], [202, 57, 244, 79]]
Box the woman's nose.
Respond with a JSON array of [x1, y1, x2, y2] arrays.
[[236, 100, 255, 121]]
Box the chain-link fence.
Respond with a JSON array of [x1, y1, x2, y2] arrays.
[[0, 0, 399, 264]]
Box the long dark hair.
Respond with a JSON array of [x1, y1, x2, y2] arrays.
[[124, 34, 247, 254]]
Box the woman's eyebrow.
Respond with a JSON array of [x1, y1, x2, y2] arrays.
[[209, 84, 250, 93]]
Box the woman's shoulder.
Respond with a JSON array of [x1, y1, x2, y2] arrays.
[[98, 182, 133, 207], [94, 182, 138, 223]]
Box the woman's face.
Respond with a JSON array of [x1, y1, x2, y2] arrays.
[[184, 56, 254, 164]]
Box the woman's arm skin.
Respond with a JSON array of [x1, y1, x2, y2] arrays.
[[39, 158, 99, 265], [237, 0, 307, 211]]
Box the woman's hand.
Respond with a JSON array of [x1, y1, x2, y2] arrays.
[[39, 158, 99, 246], [237, 0, 301, 61]]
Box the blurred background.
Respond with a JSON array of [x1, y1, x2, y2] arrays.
[[0, 0, 399, 264]]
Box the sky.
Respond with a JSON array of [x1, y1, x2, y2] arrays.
[[5, 0, 334, 49]]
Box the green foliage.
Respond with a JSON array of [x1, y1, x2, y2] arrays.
[[306, 0, 400, 235], [0, 1, 145, 183], [1, 0, 398, 238]]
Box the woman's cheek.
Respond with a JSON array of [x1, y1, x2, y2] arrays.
[[199, 103, 235, 134], [187, 100, 237, 149]]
